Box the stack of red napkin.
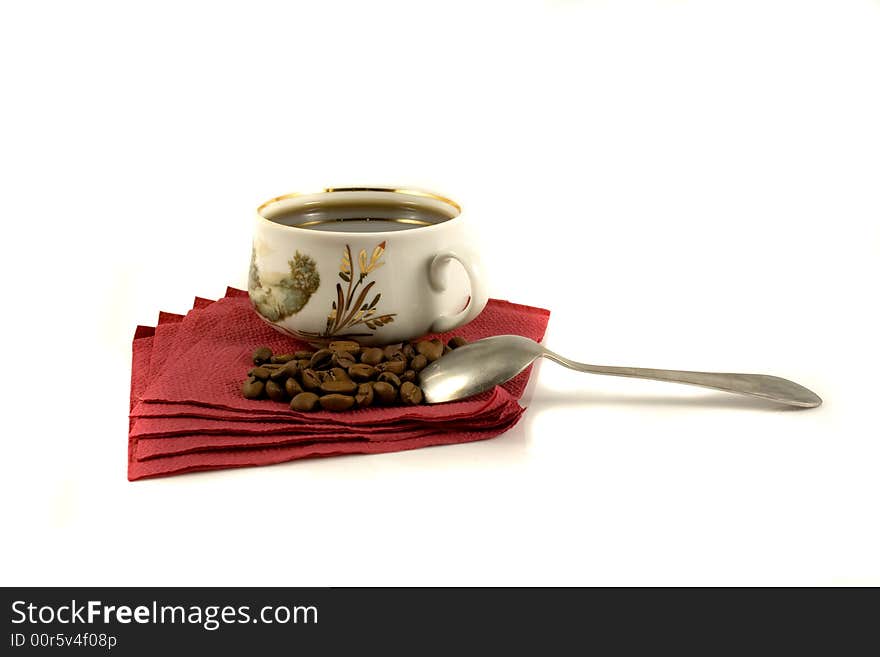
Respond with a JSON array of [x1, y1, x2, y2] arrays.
[[128, 288, 550, 480]]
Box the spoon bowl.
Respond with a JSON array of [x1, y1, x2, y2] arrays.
[[420, 336, 542, 403]]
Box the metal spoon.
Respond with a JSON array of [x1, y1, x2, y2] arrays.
[[419, 335, 822, 408]]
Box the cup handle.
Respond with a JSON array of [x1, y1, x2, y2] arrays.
[[428, 249, 488, 333]]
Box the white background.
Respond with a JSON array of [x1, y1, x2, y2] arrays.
[[1, 0, 878, 586]]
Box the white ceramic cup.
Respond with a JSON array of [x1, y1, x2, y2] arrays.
[[249, 187, 488, 346]]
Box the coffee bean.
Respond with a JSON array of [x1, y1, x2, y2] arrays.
[[265, 379, 286, 402], [442, 344, 452, 356], [416, 339, 443, 362], [270, 353, 297, 363], [285, 377, 303, 397], [383, 343, 404, 360], [329, 340, 361, 355], [377, 360, 406, 375], [355, 382, 374, 407], [309, 349, 333, 370], [320, 379, 358, 395], [252, 346, 273, 365], [319, 394, 355, 411], [402, 343, 416, 359], [326, 367, 352, 382], [360, 348, 384, 366], [348, 364, 377, 381], [409, 354, 428, 372], [377, 372, 401, 388], [241, 377, 265, 399], [372, 381, 397, 404], [332, 351, 358, 369], [269, 366, 289, 381], [297, 359, 312, 370], [399, 381, 423, 405], [294, 350, 315, 359], [290, 392, 319, 411], [282, 361, 300, 377], [250, 366, 272, 380], [448, 336, 468, 350], [401, 370, 416, 383], [301, 369, 322, 390]]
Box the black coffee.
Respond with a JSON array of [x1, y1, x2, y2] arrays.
[[290, 218, 427, 233], [264, 197, 456, 232]]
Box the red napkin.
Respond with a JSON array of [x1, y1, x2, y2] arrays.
[[128, 288, 549, 480]]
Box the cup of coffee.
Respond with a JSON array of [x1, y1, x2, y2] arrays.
[[249, 187, 488, 345]]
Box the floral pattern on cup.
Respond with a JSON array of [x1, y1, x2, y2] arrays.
[[248, 248, 321, 321], [296, 241, 397, 341]]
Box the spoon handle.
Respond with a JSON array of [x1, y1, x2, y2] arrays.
[[541, 349, 822, 408]]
